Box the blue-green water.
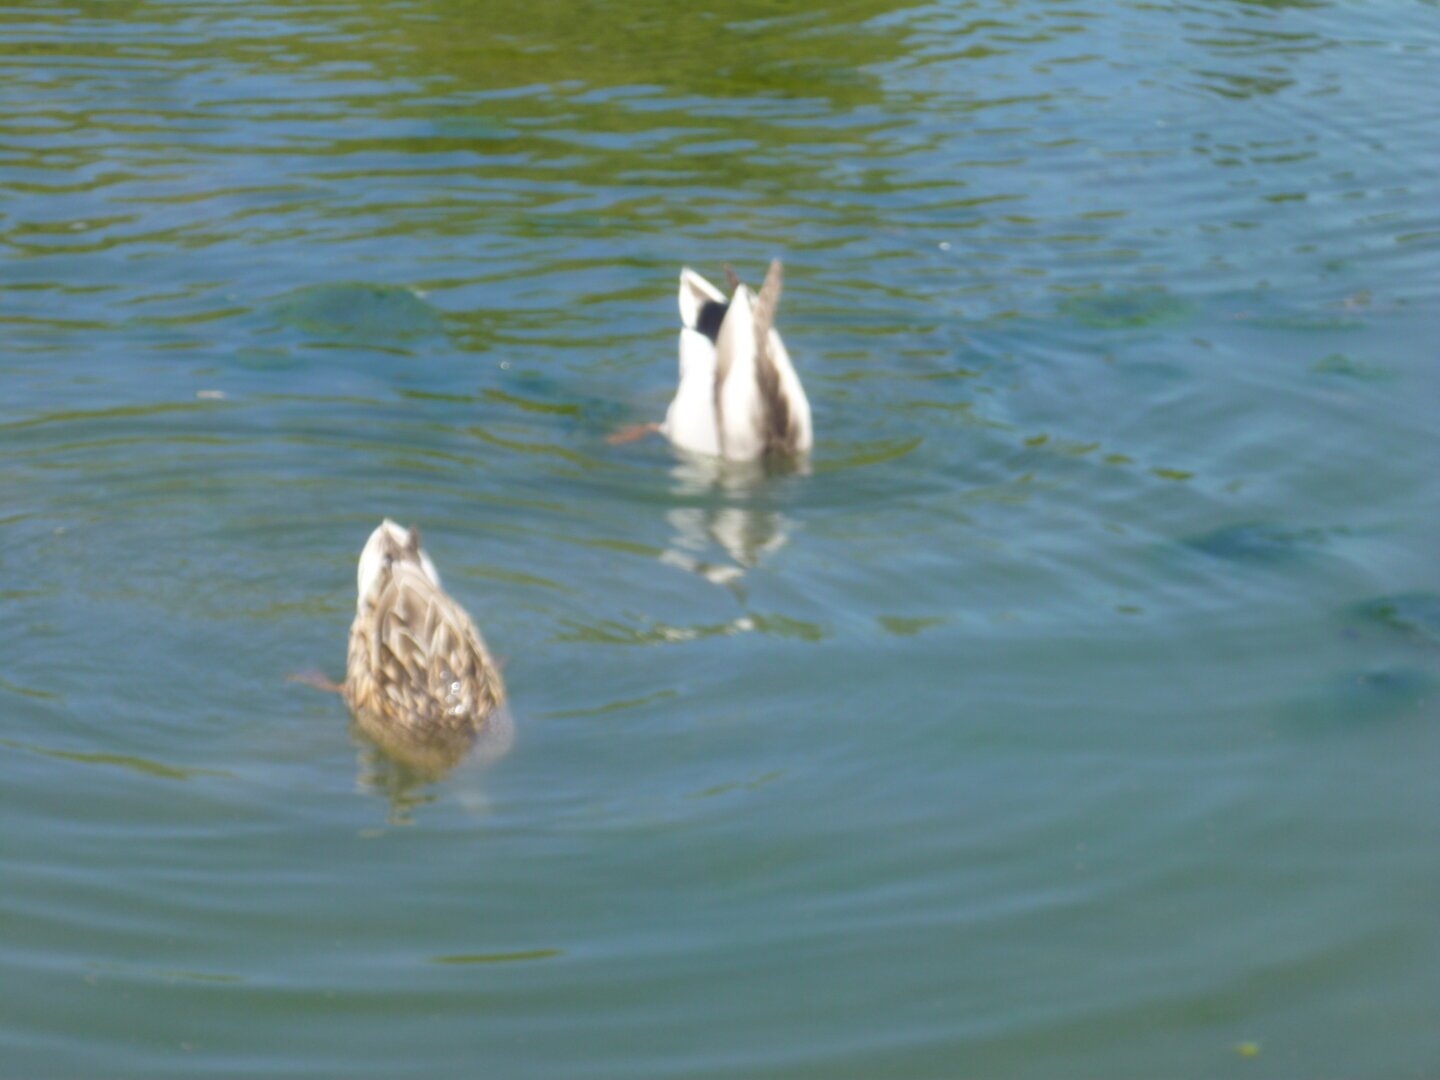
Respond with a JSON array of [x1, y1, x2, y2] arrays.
[[3, 0, 1438, 1075]]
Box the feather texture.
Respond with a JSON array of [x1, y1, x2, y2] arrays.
[[344, 521, 505, 771], [662, 261, 812, 462]]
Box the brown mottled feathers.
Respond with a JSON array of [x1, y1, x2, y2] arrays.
[[345, 561, 505, 745]]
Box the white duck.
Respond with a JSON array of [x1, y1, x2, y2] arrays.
[[615, 260, 812, 461]]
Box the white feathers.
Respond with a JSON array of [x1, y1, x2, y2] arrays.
[[660, 263, 813, 462], [355, 518, 441, 611], [678, 267, 725, 331], [664, 268, 728, 456], [664, 329, 723, 456]]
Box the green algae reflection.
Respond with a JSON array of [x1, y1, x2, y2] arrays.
[[1059, 289, 1194, 329], [273, 283, 444, 342]]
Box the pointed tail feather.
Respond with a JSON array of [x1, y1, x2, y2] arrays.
[[751, 258, 783, 341], [751, 259, 795, 455]]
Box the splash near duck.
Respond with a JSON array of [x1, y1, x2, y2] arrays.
[[343, 520, 508, 773]]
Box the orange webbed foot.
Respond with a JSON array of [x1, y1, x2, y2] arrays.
[[606, 422, 662, 445]]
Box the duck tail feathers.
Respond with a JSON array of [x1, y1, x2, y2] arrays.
[[751, 259, 796, 455], [678, 268, 726, 331]]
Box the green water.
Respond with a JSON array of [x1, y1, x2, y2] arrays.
[[2, 0, 1438, 1076]]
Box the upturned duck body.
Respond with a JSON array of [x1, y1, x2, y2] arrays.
[[344, 520, 507, 772], [662, 259, 813, 461]]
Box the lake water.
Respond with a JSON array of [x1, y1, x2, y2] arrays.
[[2, 0, 1438, 1076]]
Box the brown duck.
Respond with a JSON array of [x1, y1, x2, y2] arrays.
[[339, 520, 507, 773]]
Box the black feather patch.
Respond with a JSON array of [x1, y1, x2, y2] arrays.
[[695, 300, 729, 343]]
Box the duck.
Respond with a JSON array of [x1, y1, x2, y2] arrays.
[[342, 520, 508, 773], [611, 259, 813, 461]]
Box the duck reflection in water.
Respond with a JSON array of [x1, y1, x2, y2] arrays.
[[659, 453, 803, 590]]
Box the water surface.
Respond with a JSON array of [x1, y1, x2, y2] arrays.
[[3, 0, 1439, 1076]]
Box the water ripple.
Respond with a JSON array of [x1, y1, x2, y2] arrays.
[[3, 0, 1439, 1076]]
